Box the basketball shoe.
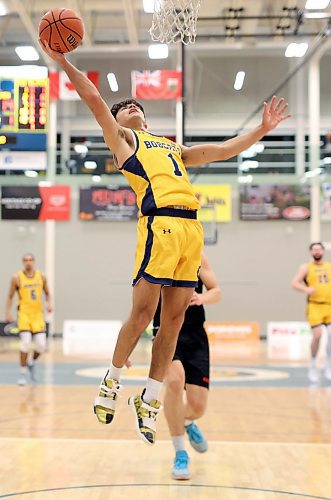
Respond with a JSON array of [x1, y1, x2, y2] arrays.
[[17, 374, 27, 386], [128, 390, 162, 445], [308, 366, 320, 384], [94, 370, 121, 424], [172, 450, 191, 480], [27, 362, 37, 383], [185, 422, 208, 453]]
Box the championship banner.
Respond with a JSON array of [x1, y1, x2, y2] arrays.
[[194, 184, 231, 222], [240, 184, 310, 220], [1, 185, 70, 220], [79, 185, 138, 221], [131, 70, 182, 100]]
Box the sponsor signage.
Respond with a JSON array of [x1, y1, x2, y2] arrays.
[[267, 321, 327, 360], [1, 185, 70, 220], [79, 185, 138, 221], [240, 184, 310, 220], [205, 321, 260, 341], [194, 184, 232, 222], [205, 322, 260, 360], [63, 320, 122, 357], [0, 151, 47, 170]]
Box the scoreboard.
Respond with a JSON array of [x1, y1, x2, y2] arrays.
[[0, 78, 48, 132], [0, 77, 48, 168]]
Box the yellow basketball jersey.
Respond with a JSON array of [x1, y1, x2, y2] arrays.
[[18, 270, 44, 313], [305, 262, 331, 304], [120, 130, 200, 215]]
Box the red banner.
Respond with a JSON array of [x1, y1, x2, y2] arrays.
[[1, 185, 70, 220], [39, 185, 71, 220], [131, 70, 182, 100], [49, 71, 99, 101]]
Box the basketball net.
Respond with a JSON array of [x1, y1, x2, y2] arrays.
[[149, 0, 201, 44]]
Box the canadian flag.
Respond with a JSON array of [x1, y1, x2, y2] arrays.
[[49, 71, 99, 101]]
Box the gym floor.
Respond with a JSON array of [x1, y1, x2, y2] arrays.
[[0, 337, 330, 499]]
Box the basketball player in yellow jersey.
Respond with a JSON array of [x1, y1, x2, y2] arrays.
[[292, 242, 331, 383], [40, 40, 290, 445], [5, 254, 52, 386]]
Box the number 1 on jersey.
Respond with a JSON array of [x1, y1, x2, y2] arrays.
[[168, 153, 183, 177]]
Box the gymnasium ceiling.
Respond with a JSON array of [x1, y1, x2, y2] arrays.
[[0, 0, 331, 64]]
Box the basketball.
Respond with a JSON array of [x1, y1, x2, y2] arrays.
[[38, 8, 84, 53]]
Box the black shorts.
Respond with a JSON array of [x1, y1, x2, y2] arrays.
[[173, 324, 210, 389]]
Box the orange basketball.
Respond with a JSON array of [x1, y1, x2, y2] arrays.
[[39, 8, 84, 53]]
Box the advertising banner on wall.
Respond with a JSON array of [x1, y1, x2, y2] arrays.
[[194, 184, 232, 222], [204, 322, 260, 359], [1, 185, 70, 220], [267, 321, 327, 360], [240, 184, 310, 220], [79, 185, 138, 221]]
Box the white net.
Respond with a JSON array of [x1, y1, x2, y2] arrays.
[[149, 0, 201, 45]]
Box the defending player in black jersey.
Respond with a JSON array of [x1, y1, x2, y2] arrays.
[[153, 253, 221, 479]]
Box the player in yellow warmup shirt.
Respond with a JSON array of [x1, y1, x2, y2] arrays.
[[5, 254, 52, 385], [292, 242, 331, 383], [40, 38, 290, 446]]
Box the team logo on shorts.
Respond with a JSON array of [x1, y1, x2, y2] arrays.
[[163, 229, 171, 234]]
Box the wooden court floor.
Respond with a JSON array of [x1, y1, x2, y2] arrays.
[[0, 339, 331, 499]]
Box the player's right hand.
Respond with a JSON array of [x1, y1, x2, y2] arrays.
[[306, 287, 316, 296], [5, 315, 13, 323], [39, 39, 66, 64]]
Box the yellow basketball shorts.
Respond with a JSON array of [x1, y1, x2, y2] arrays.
[[133, 209, 204, 287], [306, 302, 331, 328], [18, 310, 46, 334]]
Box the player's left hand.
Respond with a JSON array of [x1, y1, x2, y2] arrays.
[[189, 291, 204, 306], [262, 96, 291, 132], [46, 301, 53, 313]]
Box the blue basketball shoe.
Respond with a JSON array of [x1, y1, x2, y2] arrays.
[[172, 450, 191, 480], [185, 422, 208, 453]]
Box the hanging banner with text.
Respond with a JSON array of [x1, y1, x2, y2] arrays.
[[194, 184, 232, 222], [79, 185, 138, 221], [240, 184, 310, 220], [1, 185, 70, 220]]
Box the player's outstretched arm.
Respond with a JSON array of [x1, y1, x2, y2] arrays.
[[182, 96, 290, 167], [39, 40, 122, 152]]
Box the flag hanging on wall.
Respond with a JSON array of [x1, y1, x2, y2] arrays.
[[49, 71, 99, 100], [131, 70, 182, 99]]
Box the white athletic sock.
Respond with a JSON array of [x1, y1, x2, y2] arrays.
[[143, 377, 163, 403], [310, 357, 317, 368], [172, 435, 186, 452], [108, 362, 122, 381], [184, 419, 193, 427], [20, 366, 28, 375]]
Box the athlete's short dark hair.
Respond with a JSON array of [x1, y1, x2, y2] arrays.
[[110, 99, 145, 119], [22, 253, 35, 261], [309, 242, 325, 250]]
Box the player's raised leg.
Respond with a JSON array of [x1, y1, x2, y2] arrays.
[[129, 286, 193, 445], [94, 279, 161, 424]]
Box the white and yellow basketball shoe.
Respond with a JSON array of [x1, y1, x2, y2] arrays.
[[94, 370, 121, 424], [128, 391, 162, 445]]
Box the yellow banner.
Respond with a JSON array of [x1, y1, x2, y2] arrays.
[[194, 184, 232, 222]]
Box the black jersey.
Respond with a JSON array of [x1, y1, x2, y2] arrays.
[[153, 278, 205, 335]]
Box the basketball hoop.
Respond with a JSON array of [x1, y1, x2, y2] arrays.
[[149, 0, 201, 45]]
